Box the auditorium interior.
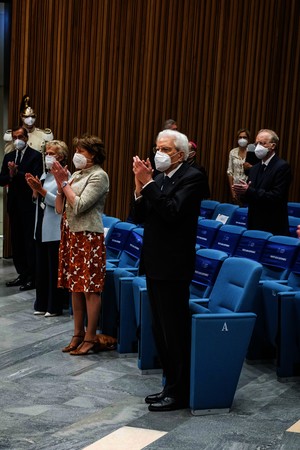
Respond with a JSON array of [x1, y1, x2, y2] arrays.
[[1, 1, 300, 449]]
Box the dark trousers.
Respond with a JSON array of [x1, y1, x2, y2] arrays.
[[35, 240, 68, 314], [9, 209, 36, 282], [146, 277, 191, 404]]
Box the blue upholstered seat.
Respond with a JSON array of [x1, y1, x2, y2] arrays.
[[234, 229, 272, 261], [189, 257, 262, 315], [112, 268, 138, 354], [105, 221, 138, 261], [277, 291, 300, 378], [288, 202, 300, 218], [211, 203, 239, 224], [132, 276, 161, 372], [200, 200, 220, 219], [288, 215, 300, 238], [229, 207, 248, 227], [254, 248, 300, 372], [247, 235, 300, 361], [190, 312, 256, 414], [190, 248, 228, 300], [189, 257, 262, 413], [211, 224, 246, 256], [196, 218, 222, 249], [101, 228, 144, 337], [102, 215, 121, 244], [259, 235, 300, 281]]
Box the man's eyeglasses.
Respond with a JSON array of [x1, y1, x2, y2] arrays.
[[155, 146, 176, 154]]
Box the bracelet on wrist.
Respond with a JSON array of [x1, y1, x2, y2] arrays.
[[56, 190, 62, 196]]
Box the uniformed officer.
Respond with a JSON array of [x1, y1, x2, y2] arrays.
[[3, 95, 53, 154]]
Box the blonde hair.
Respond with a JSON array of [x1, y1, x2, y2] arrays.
[[46, 140, 69, 165]]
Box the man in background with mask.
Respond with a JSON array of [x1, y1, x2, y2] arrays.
[[4, 95, 53, 154], [233, 128, 291, 235], [132, 129, 207, 411], [0, 126, 43, 290]]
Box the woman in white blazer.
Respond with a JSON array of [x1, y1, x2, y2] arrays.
[[26, 140, 70, 316]]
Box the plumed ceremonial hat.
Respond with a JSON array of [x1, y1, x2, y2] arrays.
[[20, 94, 36, 117]]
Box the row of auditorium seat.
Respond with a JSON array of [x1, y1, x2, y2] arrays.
[[200, 200, 300, 237], [101, 214, 300, 412]]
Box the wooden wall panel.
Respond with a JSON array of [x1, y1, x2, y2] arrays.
[[4, 0, 300, 221]]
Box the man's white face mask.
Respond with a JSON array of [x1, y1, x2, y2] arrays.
[[23, 117, 36, 127], [254, 144, 270, 159]]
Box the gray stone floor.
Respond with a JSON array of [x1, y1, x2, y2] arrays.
[[1, 257, 300, 450]]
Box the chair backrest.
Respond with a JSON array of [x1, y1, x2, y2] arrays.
[[106, 222, 137, 260], [234, 229, 273, 261], [113, 268, 136, 305], [288, 202, 300, 218], [118, 227, 144, 268], [212, 203, 239, 224], [208, 257, 262, 313], [212, 224, 246, 256], [200, 200, 220, 219], [229, 207, 248, 227], [196, 218, 222, 248], [259, 235, 300, 281], [190, 248, 228, 299], [102, 215, 121, 244], [288, 215, 300, 238], [286, 247, 300, 289]]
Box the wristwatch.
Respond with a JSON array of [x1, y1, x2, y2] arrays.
[[61, 181, 68, 188]]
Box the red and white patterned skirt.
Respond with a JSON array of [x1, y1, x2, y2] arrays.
[[58, 213, 106, 292]]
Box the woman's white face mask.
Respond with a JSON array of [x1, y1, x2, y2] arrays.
[[238, 138, 248, 148], [45, 155, 56, 170]]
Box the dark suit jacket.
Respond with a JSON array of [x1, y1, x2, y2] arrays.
[[132, 162, 206, 280], [243, 154, 292, 235], [0, 146, 43, 214]]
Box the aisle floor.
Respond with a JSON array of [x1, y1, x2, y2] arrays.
[[1, 257, 300, 450]]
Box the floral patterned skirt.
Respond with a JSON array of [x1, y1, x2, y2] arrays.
[[58, 214, 106, 292]]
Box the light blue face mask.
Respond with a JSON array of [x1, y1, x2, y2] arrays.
[[13, 139, 26, 151]]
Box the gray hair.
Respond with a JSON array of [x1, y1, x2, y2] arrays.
[[156, 129, 189, 160], [46, 140, 69, 165], [163, 119, 177, 130], [257, 129, 279, 146]]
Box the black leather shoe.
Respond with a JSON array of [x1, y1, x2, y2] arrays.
[[145, 391, 166, 404], [6, 276, 23, 287], [19, 281, 35, 291], [148, 397, 187, 412]]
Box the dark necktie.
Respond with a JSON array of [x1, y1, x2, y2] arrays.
[[16, 150, 22, 166], [161, 176, 170, 191], [257, 163, 266, 183]]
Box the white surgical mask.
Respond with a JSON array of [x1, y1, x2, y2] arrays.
[[13, 139, 26, 151], [45, 155, 56, 170], [254, 144, 269, 160], [154, 150, 180, 172], [238, 138, 248, 148], [23, 117, 36, 126], [73, 153, 88, 169]]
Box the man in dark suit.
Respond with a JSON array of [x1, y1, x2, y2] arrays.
[[233, 129, 291, 235], [132, 130, 207, 411], [0, 126, 43, 290]]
